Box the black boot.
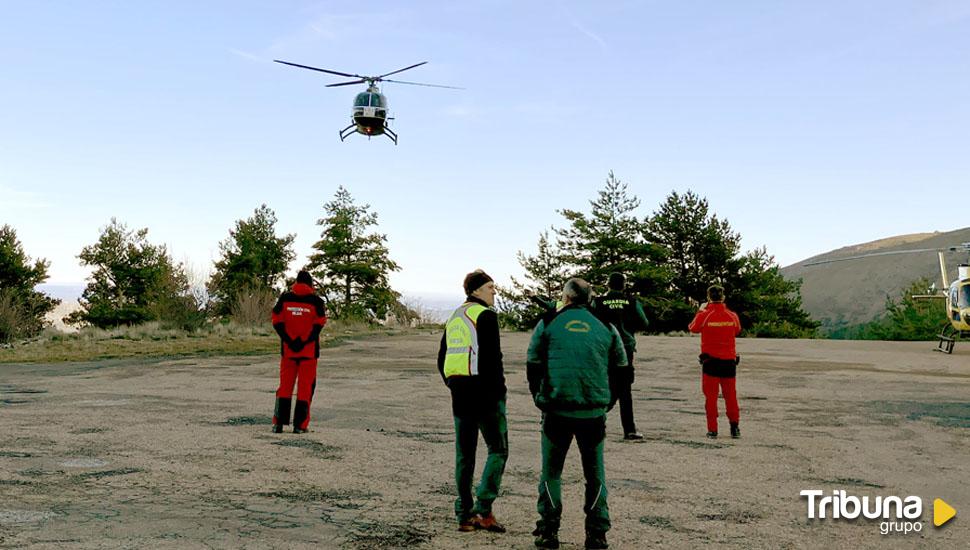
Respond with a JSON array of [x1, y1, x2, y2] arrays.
[[585, 530, 609, 549], [730, 423, 740, 439], [273, 397, 292, 426], [534, 530, 559, 549], [293, 400, 310, 433], [706, 431, 718, 439]]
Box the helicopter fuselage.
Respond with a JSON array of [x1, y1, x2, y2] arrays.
[[352, 89, 388, 134], [342, 87, 396, 143], [945, 278, 970, 331]]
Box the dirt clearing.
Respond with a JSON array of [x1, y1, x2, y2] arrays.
[[1, 333, 968, 548]]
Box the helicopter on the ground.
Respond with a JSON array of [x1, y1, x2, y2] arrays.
[[805, 243, 970, 353], [273, 60, 460, 145]]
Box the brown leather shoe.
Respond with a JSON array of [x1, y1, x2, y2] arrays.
[[474, 512, 506, 533], [457, 519, 476, 532]]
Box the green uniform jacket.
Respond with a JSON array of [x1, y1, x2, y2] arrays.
[[526, 304, 629, 418], [592, 290, 648, 352]]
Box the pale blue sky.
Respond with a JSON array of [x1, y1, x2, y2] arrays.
[[3, 1, 969, 301]]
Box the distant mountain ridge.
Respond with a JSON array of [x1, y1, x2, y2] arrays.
[[781, 227, 970, 327]]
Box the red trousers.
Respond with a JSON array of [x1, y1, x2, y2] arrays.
[[274, 357, 317, 430], [702, 374, 739, 433]]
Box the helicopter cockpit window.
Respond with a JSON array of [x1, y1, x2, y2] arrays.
[[960, 285, 970, 308], [370, 95, 385, 108], [355, 94, 370, 107]]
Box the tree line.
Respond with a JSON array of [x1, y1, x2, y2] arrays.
[[1, 186, 402, 341], [11, 172, 935, 343], [497, 172, 818, 337], [821, 278, 946, 341]]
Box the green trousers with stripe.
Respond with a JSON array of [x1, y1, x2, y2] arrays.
[[536, 412, 610, 534], [454, 399, 508, 522]]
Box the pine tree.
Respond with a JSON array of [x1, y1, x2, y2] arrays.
[[0, 225, 60, 341], [645, 191, 817, 336], [496, 230, 570, 329], [554, 171, 667, 294], [861, 278, 946, 340], [307, 187, 400, 319], [69, 219, 189, 328], [208, 204, 296, 316], [728, 247, 818, 337]]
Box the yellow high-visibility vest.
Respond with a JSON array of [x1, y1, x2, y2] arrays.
[[443, 302, 488, 378]]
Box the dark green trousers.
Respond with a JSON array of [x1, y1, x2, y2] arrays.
[[536, 412, 610, 534], [454, 400, 508, 521]]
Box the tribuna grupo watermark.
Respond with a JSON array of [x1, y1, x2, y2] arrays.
[[800, 490, 923, 535]]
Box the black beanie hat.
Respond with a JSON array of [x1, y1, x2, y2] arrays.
[[608, 272, 625, 291], [463, 269, 494, 295], [296, 270, 314, 286]]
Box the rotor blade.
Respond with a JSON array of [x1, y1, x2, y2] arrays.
[[381, 78, 464, 89], [273, 60, 363, 79], [326, 80, 368, 87], [378, 61, 428, 79], [804, 248, 950, 266]]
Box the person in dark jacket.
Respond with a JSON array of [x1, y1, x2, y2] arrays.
[[592, 272, 649, 440], [527, 278, 628, 550], [270, 270, 327, 434], [688, 284, 742, 439], [436, 270, 508, 533]]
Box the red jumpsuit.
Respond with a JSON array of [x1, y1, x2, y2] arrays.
[[271, 282, 327, 431], [688, 303, 741, 433]]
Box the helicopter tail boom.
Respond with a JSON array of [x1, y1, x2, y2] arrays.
[[939, 251, 949, 289]]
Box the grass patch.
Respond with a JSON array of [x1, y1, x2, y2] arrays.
[[74, 467, 143, 480], [258, 487, 378, 506], [643, 435, 724, 449], [695, 509, 762, 523], [225, 415, 272, 426], [348, 520, 432, 548], [823, 477, 884, 489], [0, 320, 387, 364], [271, 439, 341, 459], [640, 515, 680, 531], [870, 401, 970, 429], [0, 451, 33, 458]]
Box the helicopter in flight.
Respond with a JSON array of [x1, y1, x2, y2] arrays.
[[273, 60, 460, 145], [805, 243, 970, 353]]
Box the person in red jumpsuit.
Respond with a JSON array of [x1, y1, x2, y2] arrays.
[[688, 285, 742, 439], [271, 270, 327, 434]]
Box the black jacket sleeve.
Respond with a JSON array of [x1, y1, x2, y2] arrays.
[[525, 320, 547, 399], [437, 331, 448, 384], [476, 310, 502, 364], [475, 310, 506, 397]]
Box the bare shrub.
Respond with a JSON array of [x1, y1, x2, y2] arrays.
[[394, 298, 444, 328], [230, 286, 278, 326]]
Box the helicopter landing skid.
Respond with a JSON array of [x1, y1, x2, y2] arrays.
[[338, 124, 398, 145], [934, 323, 958, 354]]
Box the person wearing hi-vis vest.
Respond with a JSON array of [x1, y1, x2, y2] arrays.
[[527, 278, 628, 550], [688, 284, 742, 439], [436, 269, 508, 534]]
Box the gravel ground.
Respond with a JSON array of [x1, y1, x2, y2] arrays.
[[1, 332, 968, 549]]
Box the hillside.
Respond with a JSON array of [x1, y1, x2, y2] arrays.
[[781, 227, 970, 327]]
